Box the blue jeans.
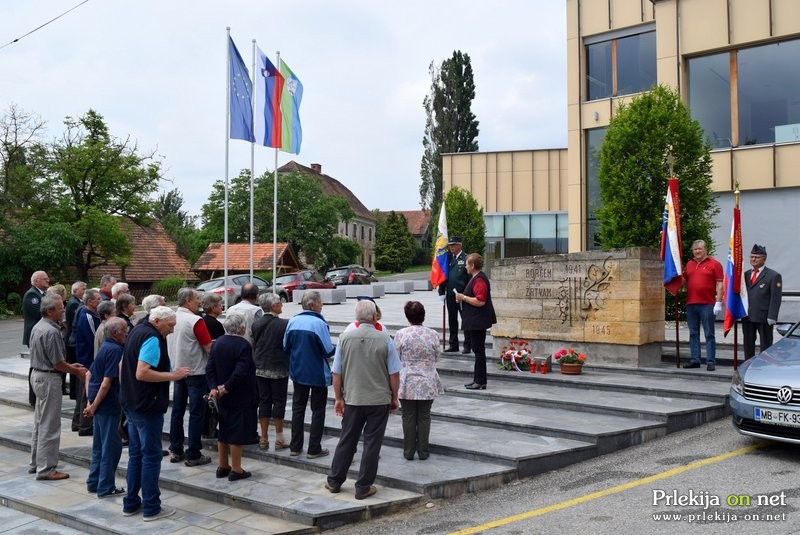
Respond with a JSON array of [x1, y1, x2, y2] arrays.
[[686, 303, 716, 364], [124, 410, 164, 517], [169, 375, 206, 460], [86, 411, 122, 496]]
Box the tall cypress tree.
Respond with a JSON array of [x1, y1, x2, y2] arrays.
[[419, 51, 480, 212]]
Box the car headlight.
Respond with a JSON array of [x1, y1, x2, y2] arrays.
[[731, 368, 743, 395]]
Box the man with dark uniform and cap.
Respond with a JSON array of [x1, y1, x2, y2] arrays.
[[438, 236, 471, 353], [743, 244, 782, 359]]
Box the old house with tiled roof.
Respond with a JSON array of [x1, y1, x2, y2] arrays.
[[278, 161, 375, 270], [191, 242, 300, 278], [87, 219, 197, 290]]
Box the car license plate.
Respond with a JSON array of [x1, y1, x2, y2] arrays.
[[755, 407, 800, 427]]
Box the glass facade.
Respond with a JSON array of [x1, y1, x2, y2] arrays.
[[483, 213, 568, 258], [688, 38, 800, 147], [585, 128, 607, 250], [586, 31, 656, 101]]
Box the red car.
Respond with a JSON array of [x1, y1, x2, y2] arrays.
[[274, 269, 335, 301]]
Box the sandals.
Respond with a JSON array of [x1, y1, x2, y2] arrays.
[[258, 437, 269, 450], [274, 439, 289, 451]]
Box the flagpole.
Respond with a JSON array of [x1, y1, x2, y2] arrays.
[[733, 187, 740, 371], [224, 28, 231, 312], [248, 39, 257, 281], [272, 51, 280, 295]]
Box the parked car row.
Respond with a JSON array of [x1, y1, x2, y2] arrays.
[[196, 274, 288, 307], [196, 264, 379, 304]]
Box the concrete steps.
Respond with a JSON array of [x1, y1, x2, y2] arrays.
[[0, 343, 732, 532]]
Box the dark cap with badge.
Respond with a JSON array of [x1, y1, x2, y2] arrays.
[[447, 236, 462, 245], [751, 244, 767, 256]]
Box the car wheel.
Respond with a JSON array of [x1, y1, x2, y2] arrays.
[[280, 293, 288, 304]]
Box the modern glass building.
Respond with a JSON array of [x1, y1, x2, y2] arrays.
[[444, 0, 800, 293]]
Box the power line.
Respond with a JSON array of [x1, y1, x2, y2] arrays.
[[0, 0, 90, 51]]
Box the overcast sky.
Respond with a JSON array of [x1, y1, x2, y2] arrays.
[[1, 0, 567, 219]]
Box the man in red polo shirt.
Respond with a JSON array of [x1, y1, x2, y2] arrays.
[[683, 240, 723, 371]]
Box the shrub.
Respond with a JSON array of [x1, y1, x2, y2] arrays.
[[6, 292, 21, 315], [152, 276, 185, 302]]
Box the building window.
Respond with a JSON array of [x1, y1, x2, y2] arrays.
[[361, 225, 365, 240], [585, 127, 607, 250], [368, 227, 372, 242], [352, 223, 357, 237], [586, 30, 655, 101], [688, 53, 731, 148], [688, 38, 800, 147], [482, 212, 568, 258]]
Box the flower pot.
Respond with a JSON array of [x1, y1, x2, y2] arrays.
[[559, 363, 583, 375]]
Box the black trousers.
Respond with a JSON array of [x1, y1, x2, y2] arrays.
[[742, 318, 774, 359], [327, 404, 390, 494], [290, 382, 327, 455], [445, 292, 471, 351], [469, 329, 487, 385]]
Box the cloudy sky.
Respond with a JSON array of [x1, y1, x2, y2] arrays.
[[1, 0, 567, 219]]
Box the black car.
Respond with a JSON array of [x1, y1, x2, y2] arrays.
[[326, 265, 378, 286]]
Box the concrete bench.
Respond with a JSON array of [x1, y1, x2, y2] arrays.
[[383, 281, 415, 294], [413, 280, 433, 291], [293, 288, 347, 305], [343, 284, 385, 299]]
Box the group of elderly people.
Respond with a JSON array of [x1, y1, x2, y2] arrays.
[[27, 252, 494, 513]]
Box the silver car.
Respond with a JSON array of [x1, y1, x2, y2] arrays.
[[196, 274, 288, 308], [730, 323, 800, 444]]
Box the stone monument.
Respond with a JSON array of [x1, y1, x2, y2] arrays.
[[490, 248, 665, 367]]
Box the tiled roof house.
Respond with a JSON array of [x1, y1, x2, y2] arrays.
[[191, 242, 300, 277], [278, 161, 376, 270], [87, 219, 197, 289]]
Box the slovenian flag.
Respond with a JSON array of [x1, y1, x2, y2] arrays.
[[254, 47, 284, 149], [228, 36, 254, 142], [660, 178, 683, 295], [278, 58, 303, 154], [430, 202, 449, 288], [723, 206, 748, 336]]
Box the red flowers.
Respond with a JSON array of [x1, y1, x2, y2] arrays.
[[554, 348, 586, 365], [499, 339, 533, 372]]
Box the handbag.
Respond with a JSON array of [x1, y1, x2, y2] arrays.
[[202, 395, 219, 439]]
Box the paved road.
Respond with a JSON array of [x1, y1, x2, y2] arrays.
[[327, 417, 796, 535]]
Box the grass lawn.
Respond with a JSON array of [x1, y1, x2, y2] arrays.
[[373, 264, 430, 278]]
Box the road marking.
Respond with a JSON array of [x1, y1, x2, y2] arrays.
[[449, 442, 768, 534]]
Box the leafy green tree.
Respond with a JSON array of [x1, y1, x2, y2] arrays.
[[199, 169, 356, 271], [154, 188, 201, 263], [597, 85, 717, 257], [419, 51, 480, 211], [375, 211, 416, 273], [438, 186, 486, 257], [0, 104, 47, 219], [41, 109, 162, 279]]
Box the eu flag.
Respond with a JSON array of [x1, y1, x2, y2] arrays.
[[229, 36, 254, 142]]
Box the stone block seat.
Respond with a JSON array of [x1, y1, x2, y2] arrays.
[[343, 284, 385, 299], [293, 288, 346, 304], [413, 280, 433, 291], [383, 281, 415, 294]]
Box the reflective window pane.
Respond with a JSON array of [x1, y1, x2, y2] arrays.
[[688, 53, 731, 148], [505, 214, 530, 239], [557, 213, 569, 253], [587, 40, 612, 100], [586, 128, 606, 250], [738, 39, 800, 145], [616, 32, 656, 96], [484, 214, 504, 237]]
